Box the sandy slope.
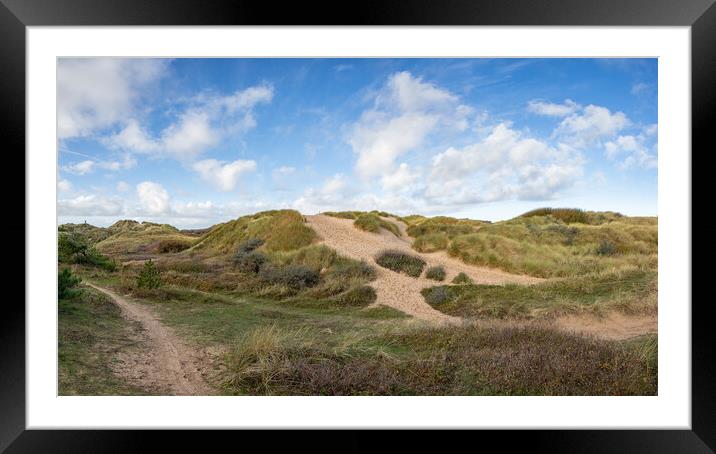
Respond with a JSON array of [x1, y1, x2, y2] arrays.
[[306, 215, 542, 323], [87, 283, 215, 395]]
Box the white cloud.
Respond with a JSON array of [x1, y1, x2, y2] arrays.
[[58, 59, 168, 139], [631, 82, 651, 95], [292, 174, 349, 213], [554, 105, 629, 146], [604, 135, 657, 170], [136, 181, 170, 215], [348, 71, 470, 180], [192, 159, 257, 192], [381, 163, 419, 191], [527, 99, 580, 117], [58, 179, 72, 192], [58, 195, 125, 216], [116, 181, 130, 192], [172, 200, 215, 218], [105, 84, 273, 162], [63, 160, 95, 175], [426, 123, 583, 204]]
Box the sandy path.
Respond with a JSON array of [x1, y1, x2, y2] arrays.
[[306, 215, 541, 323], [553, 313, 657, 340], [86, 283, 215, 395]]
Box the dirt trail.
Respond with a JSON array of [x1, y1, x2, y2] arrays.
[[306, 215, 541, 323], [86, 283, 215, 395], [553, 313, 657, 340]]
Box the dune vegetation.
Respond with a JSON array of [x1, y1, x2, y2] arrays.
[[58, 207, 658, 396]]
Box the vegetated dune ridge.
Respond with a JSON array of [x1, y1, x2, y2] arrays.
[[306, 214, 542, 323], [86, 283, 216, 395]]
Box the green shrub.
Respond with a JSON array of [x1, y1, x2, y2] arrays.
[[326, 259, 377, 282], [335, 285, 377, 306], [375, 250, 426, 277], [596, 240, 617, 256], [425, 266, 446, 281], [236, 238, 264, 256], [137, 260, 162, 289], [58, 268, 82, 299], [259, 265, 320, 290], [452, 272, 473, 284], [425, 287, 450, 305], [236, 251, 268, 274], [520, 208, 589, 224], [58, 233, 117, 271], [157, 239, 193, 253]]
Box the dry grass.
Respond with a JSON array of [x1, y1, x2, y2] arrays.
[[354, 213, 401, 237]]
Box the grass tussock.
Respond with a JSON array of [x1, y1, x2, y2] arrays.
[[375, 250, 426, 277], [354, 213, 401, 237], [451, 272, 473, 285], [425, 266, 446, 281], [424, 268, 657, 318]]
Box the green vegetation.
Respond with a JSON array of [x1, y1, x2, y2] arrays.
[[59, 286, 146, 395], [451, 272, 473, 285], [157, 238, 194, 253], [58, 232, 117, 271], [219, 322, 655, 395], [137, 260, 162, 289], [95, 221, 197, 256], [405, 215, 486, 253], [58, 268, 82, 299], [425, 266, 446, 281], [375, 250, 426, 277], [190, 210, 316, 255], [424, 268, 657, 318], [353, 213, 401, 236], [324, 210, 397, 220]]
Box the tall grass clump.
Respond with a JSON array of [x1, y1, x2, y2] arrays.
[[452, 272, 473, 284], [354, 213, 401, 236], [375, 250, 426, 277], [137, 260, 162, 289], [425, 266, 446, 281]]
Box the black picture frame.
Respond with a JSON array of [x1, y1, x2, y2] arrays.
[[3, 0, 710, 451]]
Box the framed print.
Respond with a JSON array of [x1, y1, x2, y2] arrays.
[[4, 0, 712, 451]]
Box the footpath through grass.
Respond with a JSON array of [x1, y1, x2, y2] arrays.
[[59, 286, 148, 395]]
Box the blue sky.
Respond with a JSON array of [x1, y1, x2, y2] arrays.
[[57, 58, 657, 228]]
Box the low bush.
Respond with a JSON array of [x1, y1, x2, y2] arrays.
[[425, 266, 446, 281], [58, 233, 117, 271], [596, 240, 617, 256], [375, 250, 426, 277], [259, 265, 320, 290], [137, 260, 162, 289], [520, 208, 589, 224], [236, 251, 269, 274], [58, 268, 82, 299], [452, 272, 473, 284], [424, 287, 450, 305]]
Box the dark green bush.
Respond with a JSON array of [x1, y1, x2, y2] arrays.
[[375, 250, 426, 277], [58, 268, 82, 299], [237, 238, 264, 256], [596, 240, 617, 256], [58, 233, 116, 271], [425, 266, 446, 281], [326, 259, 377, 281], [425, 287, 450, 305], [137, 260, 162, 289], [451, 272, 473, 284], [259, 265, 320, 290], [236, 250, 268, 274]]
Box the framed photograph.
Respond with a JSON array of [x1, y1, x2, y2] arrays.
[[6, 0, 710, 450]]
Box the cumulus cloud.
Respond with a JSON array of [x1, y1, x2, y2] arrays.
[[136, 181, 170, 215], [58, 179, 72, 192], [63, 160, 95, 175], [348, 71, 470, 180], [58, 195, 125, 216], [381, 163, 419, 191], [105, 84, 273, 162], [604, 134, 657, 170], [116, 181, 130, 192], [192, 159, 257, 192], [527, 99, 580, 117], [426, 123, 583, 205], [292, 174, 349, 213], [554, 104, 629, 147], [58, 58, 168, 139]]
